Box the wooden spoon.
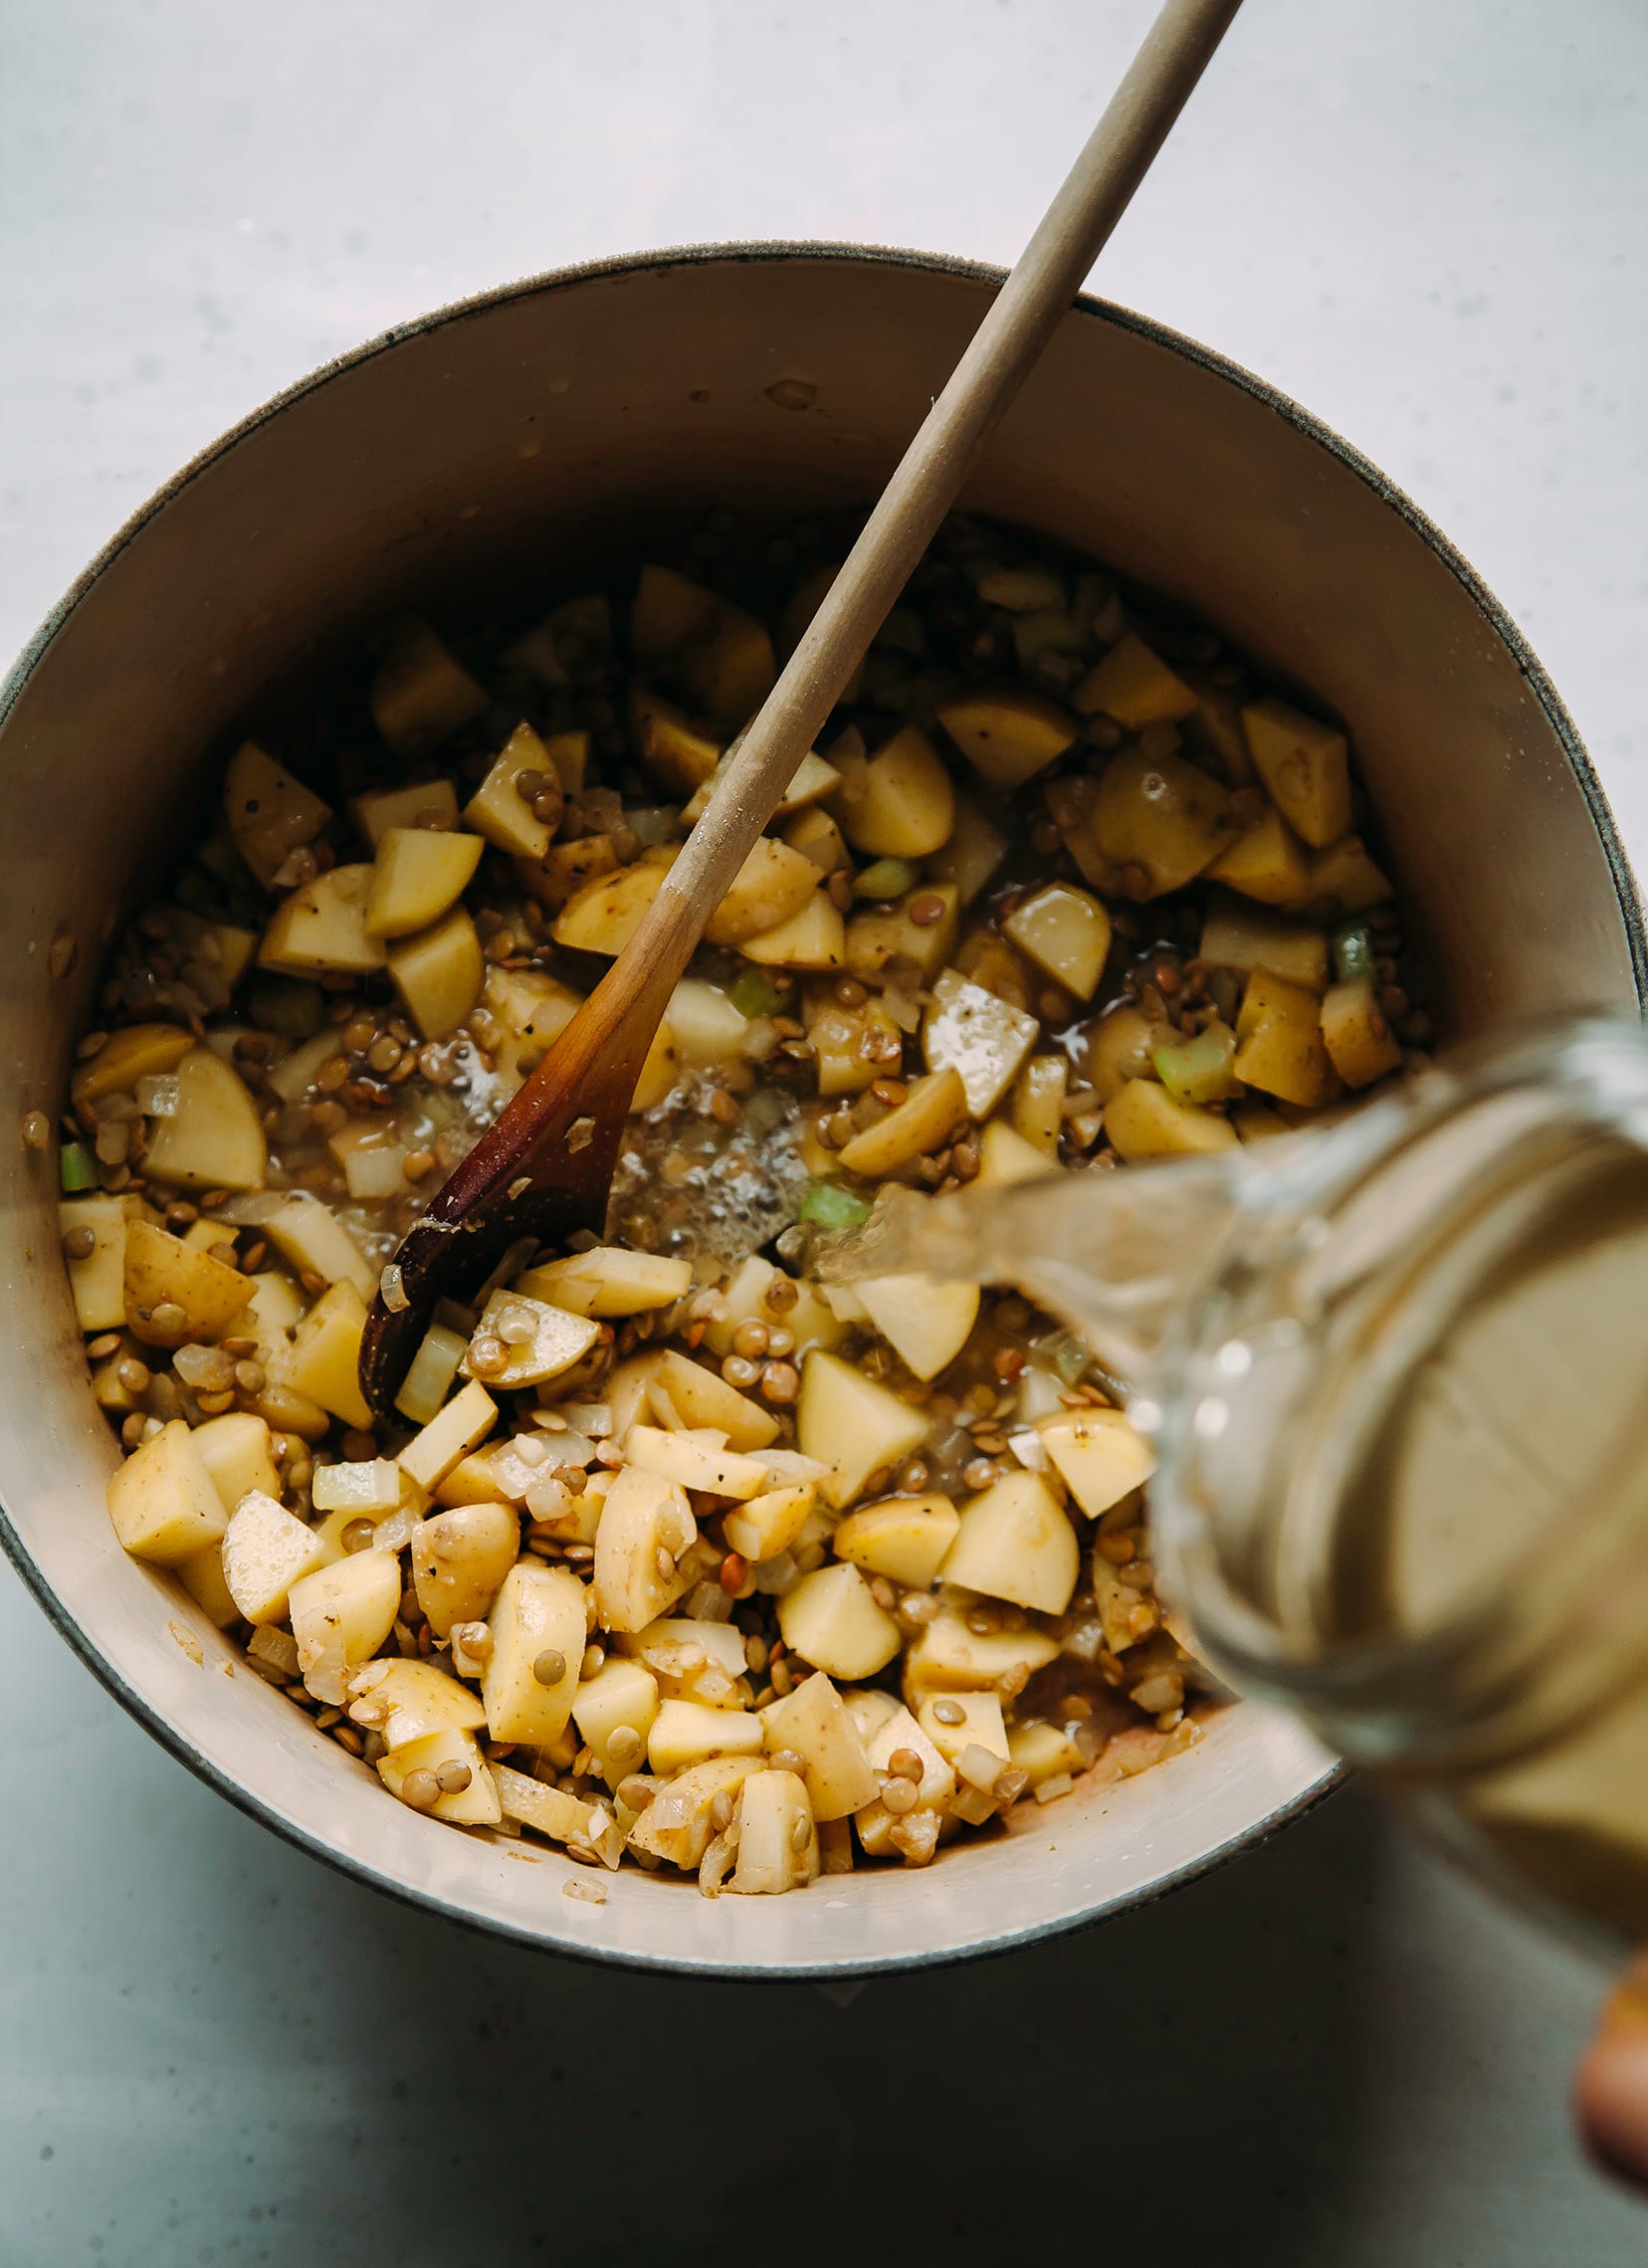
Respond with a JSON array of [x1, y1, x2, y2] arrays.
[[359, 0, 1243, 1415]]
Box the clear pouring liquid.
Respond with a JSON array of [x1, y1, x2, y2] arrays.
[[828, 1020, 1648, 1948]]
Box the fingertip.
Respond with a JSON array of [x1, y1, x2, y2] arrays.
[[1575, 2027, 1648, 2191]]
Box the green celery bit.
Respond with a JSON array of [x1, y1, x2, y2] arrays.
[[1332, 922, 1376, 985], [59, 1141, 98, 1193], [853, 858, 919, 902], [1150, 1024, 1239, 1106], [1045, 1331, 1091, 1387], [798, 1182, 872, 1232], [729, 971, 784, 1020]]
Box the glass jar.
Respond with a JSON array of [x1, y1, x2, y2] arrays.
[[876, 1017, 1648, 1950]]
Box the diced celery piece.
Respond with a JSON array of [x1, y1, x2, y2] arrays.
[[1150, 1023, 1239, 1106], [393, 1323, 468, 1426], [852, 858, 920, 902], [59, 1141, 97, 1193], [1332, 921, 1376, 985], [1044, 1332, 1090, 1387], [797, 1182, 872, 1231], [730, 970, 784, 1019]]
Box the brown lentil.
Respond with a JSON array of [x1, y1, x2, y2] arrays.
[[532, 1649, 567, 1686]]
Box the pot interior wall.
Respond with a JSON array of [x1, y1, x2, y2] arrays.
[[0, 249, 1635, 1971]]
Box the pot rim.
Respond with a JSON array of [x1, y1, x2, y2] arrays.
[[1, 239, 1637, 1976]]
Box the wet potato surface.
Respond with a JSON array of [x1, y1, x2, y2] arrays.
[[61, 512, 1427, 1897]]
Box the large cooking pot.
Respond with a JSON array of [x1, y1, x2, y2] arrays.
[[1, 245, 1639, 1975]]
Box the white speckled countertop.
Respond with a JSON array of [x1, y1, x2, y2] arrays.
[[2, 4, 1645, 2259]]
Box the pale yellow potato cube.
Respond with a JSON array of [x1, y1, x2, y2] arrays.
[[398, 1378, 499, 1492], [192, 1412, 281, 1516], [552, 860, 670, 956], [570, 1657, 660, 1787], [349, 777, 458, 850], [1234, 965, 1340, 1109], [796, 1350, 930, 1509], [348, 1658, 488, 1749], [625, 1617, 748, 1698], [223, 741, 332, 889], [1009, 1721, 1088, 1788], [591, 1465, 696, 1632], [1091, 747, 1235, 898], [1199, 894, 1329, 991], [72, 1022, 196, 1114], [289, 1549, 401, 1704], [975, 1117, 1061, 1189], [1287, 832, 1393, 921], [917, 1689, 1009, 1768], [1241, 696, 1351, 849], [648, 1699, 764, 1776], [934, 688, 1077, 788], [759, 1673, 879, 1820], [309, 1456, 402, 1516], [364, 827, 483, 938], [631, 563, 722, 663], [922, 970, 1039, 1118], [1040, 1408, 1156, 1519], [368, 620, 486, 756], [731, 1769, 819, 1894], [393, 1322, 467, 1426], [463, 722, 560, 860], [833, 1494, 960, 1587], [378, 1729, 501, 1825], [925, 791, 1007, 905], [262, 1028, 346, 1106], [603, 1352, 665, 1437], [903, 1610, 1060, 1695], [778, 1563, 902, 1680], [1072, 632, 1197, 727], [1320, 977, 1403, 1089], [177, 1542, 239, 1629], [61, 1196, 126, 1332], [941, 1470, 1079, 1613], [834, 1065, 966, 1176], [855, 1273, 979, 1382], [703, 836, 821, 946], [264, 1193, 376, 1301], [628, 1756, 764, 1868], [221, 1488, 326, 1623], [1010, 1055, 1067, 1155], [1103, 1079, 1240, 1161], [410, 1501, 519, 1636], [844, 884, 959, 986], [666, 979, 749, 1069], [259, 864, 386, 977], [652, 1348, 779, 1450], [631, 688, 722, 797], [785, 805, 850, 873], [859, 1697, 954, 1804], [833, 724, 955, 859], [1234, 1100, 1293, 1143], [241, 1267, 303, 1348], [722, 1483, 818, 1564], [515, 1246, 692, 1319], [106, 1418, 229, 1567], [459, 1291, 600, 1390], [738, 892, 845, 971], [492, 1762, 597, 1844], [285, 1280, 373, 1430], [622, 1425, 769, 1499], [385, 907, 483, 1040], [702, 1255, 846, 1361], [482, 1563, 586, 1744], [1206, 805, 1313, 906], [679, 602, 776, 729], [141, 1048, 267, 1193], [1002, 883, 1112, 1001]]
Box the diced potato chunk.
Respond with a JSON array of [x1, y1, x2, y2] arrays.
[[778, 1563, 902, 1680], [903, 1611, 1060, 1694], [61, 1196, 127, 1332], [1206, 805, 1313, 905], [1104, 1079, 1239, 1161], [223, 741, 332, 889], [679, 601, 776, 729], [1242, 696, 1351, 848], [141, 1048, 267, 1193], [379, 1729, 501, 1826], [785, 805, 850, 874], [552, 860, 670, 956], [833, 725, 954, 859], [310, 1457, 403, 1515], [1234, 965, 1341, 1108], [463, 722, 562, 860], [106, 1418, 229, 1566], [805, 993, 904, 1098], [935, 689, 1077, 787], [369, 619, 486, 756], [722, 1483, 818, 1563], [628, 1756, 763, 1868], [492, 1762, 598, 1844], [285, 1280, 373, 1429], [833, 1494, 960, 1587], [350, 777, 459, 849], [648, 1699, 765, 1776], [845, 884, 959, 986], [1320, 977, 1403, 1088], [623, 1425, 769, 1499], [759, 1673, 879, 1819], [123, 1220, 253, 1348], [1092, 747, 1235, 899], [1234, 1100, 1292, 1142], [668, 979, 749, 1068], [631, 563, 722, 664], [631, 690, 722, 797], [1002, 884, 1112, 1000], [591, 1465, 696, 1632], [516, 1246, 692, 1319], [925, 791, 1007, 906], [855, 1274, 979, 1381], [385, 907, 483, 1040], [916, 1689, 1009, 1768], [703, 1256, 845, 1361], [922, 970, 1038, 1119], [221, 1488, 326, 1623], [482, 1563, 586, 1744], [193, 1412, 282, 1515], [738, 892, 845, 971], [1199, 893, 1329, 992], [571, 1657, 661, 1787], [1073, 632, 1197, 727], [1008, 1721, 1089, 1788], [71, 1022, 195, 1113], [349, 1658, 488, 1748], [731, 1769, 819, 1894], [796, 1351, 930, 1509], [857, 1698, 954, 1805], [1287, 833, 1393, 921], [365, 827, 483, 938], [941, 1471, 1079, 1613], [653, 1348, 779, 1451], [975, 1118, 1060, 1188], [398, 1379, 499, 1492], [1011, 1054, 1067, 1153], [460, 1291, 600, 1390], [704, 837, 821, 946], [835, 1065, 965, 1176], [178, 1543, 239, 1628], [259, 865, 386, 977], [1040, 1408, 1156, 1518], [410, 1501, 519, 1636], [263, 1193, 375, 1302], [289, 1549, 401, 1703]]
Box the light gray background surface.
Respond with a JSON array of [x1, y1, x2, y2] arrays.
[[1, 2, 1645, 2260]]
